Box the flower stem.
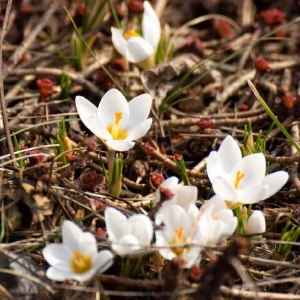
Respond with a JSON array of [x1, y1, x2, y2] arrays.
[[108, 150, 123, 197]]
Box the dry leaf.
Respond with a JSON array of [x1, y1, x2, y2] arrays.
[[141, 54, 199, 109]]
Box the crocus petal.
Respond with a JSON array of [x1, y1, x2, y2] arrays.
[[126, 37, 154, 63], [183, 246, 202, 268], [42, 244, 72, 269], [79, 232, 98, 257], [202, 195, 227, 212], [106, 139, 135, 151], [236, 185, 268, 204], [142, 1, 161, 49], [206, 152, 224, 182], [75, 96, 97, 118], [126, 118, 152, 141], [46, 267, 73, 282], [62, 220, 82, 251], [212, 177, 237, 201], [111, 27, 127, 57], [176, 186, 198, 208], [126, 214, 153, 245], [232, 153, 266, 188], [161, 176, 179, 188], [93, 250, 114, 273], [105, 207, 127, 241], [218, 135, 242, 173], [97, 89, 129, 127], [126, 93, 152, 130], [84, 116, 113, 140], [71, 269, 97, 282], [76, 97, 112, 140], [155, 231, 176, 261], [260, 171, 289, 200], [245, 210, 266, 234], [112, 235, 140, 256]]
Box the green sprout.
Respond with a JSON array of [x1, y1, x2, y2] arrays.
[[60, 72, 72, 99], [108, 152, 123, 197], [273, 216, 300, 261], [13, 133, 25, 168], [174, 154, 190, 185]]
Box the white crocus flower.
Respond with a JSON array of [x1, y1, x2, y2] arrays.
[[206, 135, 289, 206], [155, 204, 207, 268], [42, 220, 113, 282], [200, 195, 237, 246], [245, 210, 266, 234], [75, 89, 152, 152], [105, 207, 153, 256], [111, 1, 160, 63], [153, 176, 197, 210]]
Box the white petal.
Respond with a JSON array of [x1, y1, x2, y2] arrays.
[[42, 244, 72, 269], [62, 220, 83, 251], [142, 1, 161, 49], [206, 152, 224, 182], [161, 177, 179, 189], [97, 89, 129, 127], [105, 207, 127, 241], [126, 37, 153, 63], [236, 185, 268, 204], [106, 139, 135, 151], [79, 232, 97, 257], [111, 27, 127, 57], [176, 186, 197, 209], [126, 93, 152, 130], [155, 231, 176, 261], [183, 247, 201, 268], [232, 153, 266, 188], [71, 268, 97, 282], [93, 250, 114, 273], [46, 267, 73, 281], [126, 214, 153, 245], [261, 171, 289, 200], [212, 177, 237, 202], [84, 116, 112, 141], [218, 136, 242, 173], [76, 97, 112, 140], [126, 118, 152, 141], [112, 235, 140, 256], [202, 195, 227, 212], [245, 210, 266, 234]]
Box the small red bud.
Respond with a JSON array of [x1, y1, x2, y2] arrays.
[[174, 153, 182, 161], [197, 118, 215, 131], [282, 91, 296, 109], [143, 142, 155, 154], [189, 265, 202, 281], [240, 103, 249, 111], [27, 150, 46, 165], [65, 153, 77, 162], [150, 172, 164, 187], [96, 227, 107, 239], [260, 9, 285, 26], [254, 58, 270, 73], [36, 78, 54, 101], [76, 2, 86, 16], [213, 19, 235, 39], [159, 186, 175, 200], [86, 137, 98, 152], [127, 0, 144, 12]]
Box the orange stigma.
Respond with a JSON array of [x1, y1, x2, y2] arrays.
[[124, 29, 138, 40]]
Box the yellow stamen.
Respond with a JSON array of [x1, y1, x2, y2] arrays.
[[170, 227, 188, 256], [124, 29, 139, 40], [233, 170, 245, 189], [70, 251, 92, 274], [107, 112, 128, 140], [212, 215, 220, 220]]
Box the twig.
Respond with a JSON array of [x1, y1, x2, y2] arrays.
[[0, 0, 17, 168]]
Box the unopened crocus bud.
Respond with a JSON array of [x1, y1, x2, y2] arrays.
[[174, 153, 181, 161], [245, 210, 266, 234], [150, 172, 164, 187], [254, 58, 270, 73], [36, 78, 54, 101], [260, 8, 285, 26], [62, 135, 73, 152], [127, 0, 144, 12], [282, 91, 296, 109]]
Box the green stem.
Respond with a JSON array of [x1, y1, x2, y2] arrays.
[[248, 80, 300, 153]]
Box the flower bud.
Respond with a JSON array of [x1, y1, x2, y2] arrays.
[[245, 210, 266, 234]]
